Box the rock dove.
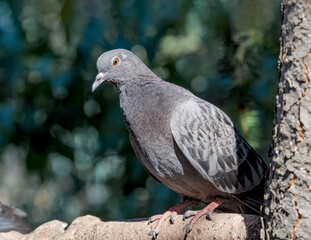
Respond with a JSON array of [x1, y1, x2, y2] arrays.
[[92, 49, 267, 237], [0, 202, 31, 234]]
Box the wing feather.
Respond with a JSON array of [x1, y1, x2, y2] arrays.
[[170, 99, 266, 194]]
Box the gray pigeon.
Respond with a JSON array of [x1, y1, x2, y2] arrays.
[[0, 202, 31, 234], [92, 49, 267, 237]]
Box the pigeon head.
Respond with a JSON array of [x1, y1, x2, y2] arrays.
[[92, 49, 155, 92]]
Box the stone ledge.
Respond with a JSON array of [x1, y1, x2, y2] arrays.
[[0, 213, 261, 240]]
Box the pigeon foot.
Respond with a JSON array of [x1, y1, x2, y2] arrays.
[[148, 200, 198, 238], [184, 199, 222, 235]]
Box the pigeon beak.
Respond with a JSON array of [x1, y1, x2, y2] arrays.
[[92, 72, 107, 92]]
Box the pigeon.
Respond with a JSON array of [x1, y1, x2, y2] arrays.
[[0, 202, 31, 234], [92, 49, 267, 237]]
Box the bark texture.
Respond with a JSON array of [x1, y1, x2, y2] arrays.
[[0, 214, 260, 240], [262, 0, 311, 239]]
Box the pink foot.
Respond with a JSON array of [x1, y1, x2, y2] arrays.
[[184, 199, 222, 235], [148, 200, 198, 238]]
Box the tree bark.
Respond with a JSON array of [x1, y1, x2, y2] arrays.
[[262, 0, 311, 239], [0, 214, 260, 240]]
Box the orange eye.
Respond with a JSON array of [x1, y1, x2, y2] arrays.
[[112, 58, 119, 66]]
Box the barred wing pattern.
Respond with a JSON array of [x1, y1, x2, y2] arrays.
[[170, 99, 265, 194]]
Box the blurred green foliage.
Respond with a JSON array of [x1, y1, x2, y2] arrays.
[[0, 0, 280, 228]]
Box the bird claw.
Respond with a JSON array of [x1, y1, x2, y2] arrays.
[[185, 224, 192, 236], [206, 211, 212, 220], [148, 229, 159, 239], [169, 214, 175, 224], [184, 199, 221, 236], [148, 212, 176, 238], [149, 212, 177, 225], [147, 200, 199, 237], [183, 210, 212, 235], [153, 229, 159, 239], [183, 210, 197, 220], [148, 215, 161, 224], [183, 212, 190, 220]]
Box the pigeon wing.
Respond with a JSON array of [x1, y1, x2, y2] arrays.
[[170, 99, 265, 194]]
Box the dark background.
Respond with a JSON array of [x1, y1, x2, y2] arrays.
[[0, 0, 280, 228]]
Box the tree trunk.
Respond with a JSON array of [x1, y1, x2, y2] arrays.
[[262, 0, 311, 239]]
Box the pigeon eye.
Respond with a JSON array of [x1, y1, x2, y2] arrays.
[[112, 58, 119, 66]]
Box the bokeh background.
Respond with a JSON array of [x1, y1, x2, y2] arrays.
[[0, 0, 280, 229]]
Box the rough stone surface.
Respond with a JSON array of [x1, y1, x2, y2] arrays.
[[262, 0, 311, 239], [0, 214, 260, 240]]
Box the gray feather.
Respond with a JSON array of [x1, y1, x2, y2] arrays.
[[0, 202, 31, 234]]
